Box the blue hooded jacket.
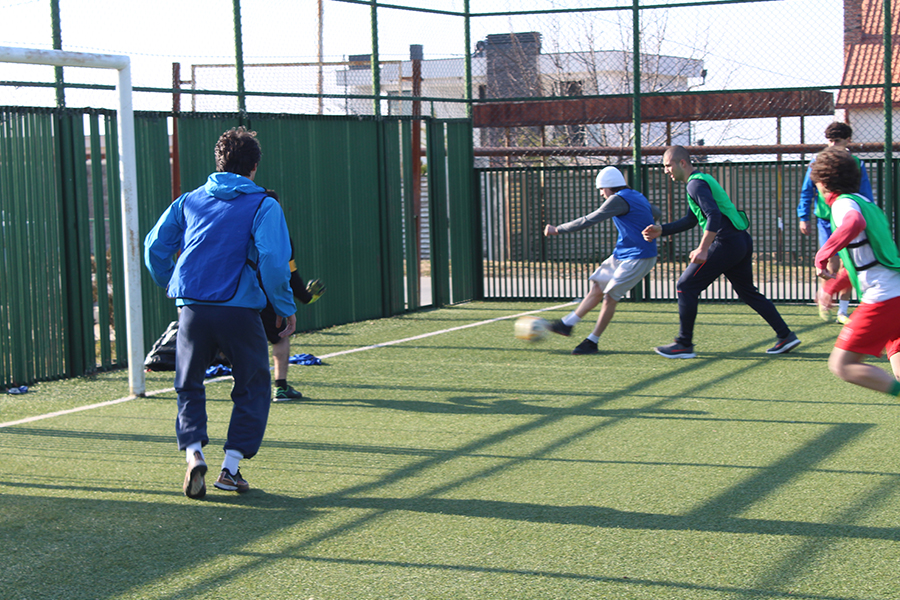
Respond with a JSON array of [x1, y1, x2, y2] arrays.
[[144, 172, 296, 318]]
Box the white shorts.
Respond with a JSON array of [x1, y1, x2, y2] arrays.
[[588, 255, 657, 301]]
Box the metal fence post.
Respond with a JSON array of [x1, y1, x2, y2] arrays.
[[884, 0, 895, 232], [232, 0, 246, 118]]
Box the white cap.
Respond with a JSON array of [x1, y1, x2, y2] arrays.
[[596, 166, 627, 189]]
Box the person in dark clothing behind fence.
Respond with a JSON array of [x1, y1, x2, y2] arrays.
[[144, 127, 296, 499], [642, 145, 801, 359]]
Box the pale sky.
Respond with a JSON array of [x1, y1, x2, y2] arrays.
[[0, 0, 848, 145]]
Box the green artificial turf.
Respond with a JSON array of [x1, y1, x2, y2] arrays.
[[2, 301, 900, 599]]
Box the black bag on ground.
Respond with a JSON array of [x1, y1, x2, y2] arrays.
[[144, 321, 179, 371], [144, 320, 233, 372]]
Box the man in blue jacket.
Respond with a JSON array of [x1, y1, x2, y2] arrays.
[[145, 127, 296, 499]]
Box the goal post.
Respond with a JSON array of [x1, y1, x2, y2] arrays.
[[0, 46, 145, 397]]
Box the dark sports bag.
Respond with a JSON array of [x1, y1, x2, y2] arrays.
[[144, 321, 179, 371], [144, 320, 233, 372]]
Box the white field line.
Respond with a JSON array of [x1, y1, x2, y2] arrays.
[[0, 302, 576, 429]]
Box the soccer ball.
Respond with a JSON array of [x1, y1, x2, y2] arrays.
[[514, 315, 549, 341]]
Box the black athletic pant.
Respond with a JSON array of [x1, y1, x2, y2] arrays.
[[174, 304, 271, 459], [675, 230, 790, 347]]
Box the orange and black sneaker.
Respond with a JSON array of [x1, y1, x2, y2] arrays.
[[654, 341, 696, 359], [766, 331, 801, 355], [214, 468, 250, 493]]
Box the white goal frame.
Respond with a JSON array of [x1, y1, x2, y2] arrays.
[[0, 46, 145, 396]]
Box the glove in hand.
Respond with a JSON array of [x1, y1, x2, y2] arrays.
[[306, 279, 326, 304]]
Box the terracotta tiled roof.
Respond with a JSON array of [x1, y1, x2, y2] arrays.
[[858, 0, 900, 37], [837, 0, 900, 108], [837, 44, 900, 108]]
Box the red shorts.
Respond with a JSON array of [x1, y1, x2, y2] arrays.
[[835, 295, 900, 358]]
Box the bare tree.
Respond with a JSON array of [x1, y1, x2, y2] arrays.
[[477, 8, 721, 166]]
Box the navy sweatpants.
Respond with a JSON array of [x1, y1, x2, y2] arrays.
[[675, 231, 790, 347], [174, 304, 271, 459]]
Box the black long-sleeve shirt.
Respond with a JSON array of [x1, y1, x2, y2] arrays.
[[660, 177, 741, 240]]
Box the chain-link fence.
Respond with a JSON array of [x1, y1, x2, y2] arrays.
[[3, 1, 896, 161], [1, 0, 899, 385]]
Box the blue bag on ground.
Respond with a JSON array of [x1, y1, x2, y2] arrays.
[[289, 353, 323, 365]]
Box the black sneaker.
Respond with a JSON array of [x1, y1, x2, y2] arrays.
[[274, 385, 303, 401], [214, 468, 250, 493], [548, 319, 573, 337], [766, 331, 801, 355], [654, 341, 696, 359], [183, 451, 207, 499], [572, 339, 598, 355]]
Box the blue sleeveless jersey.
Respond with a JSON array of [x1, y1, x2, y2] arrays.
[[612, 188, 658, 260]]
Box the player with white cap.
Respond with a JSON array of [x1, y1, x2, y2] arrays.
[[544, 166, 661, 354]]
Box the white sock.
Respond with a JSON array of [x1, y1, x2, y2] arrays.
[[562, 312, 581, 326], [587, 333, 600, 343], [186, 442, 203, 464], [222, 449, 243, 474], [838, 300, 850, 315]]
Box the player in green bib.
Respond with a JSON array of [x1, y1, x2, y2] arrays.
[[797, 122, 872, 323], [811, 148, 900, 397], [643, 146, 800, 358]]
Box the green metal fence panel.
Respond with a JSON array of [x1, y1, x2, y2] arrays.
[[175, 115, 242, 195], [381, 119, 406, 316], [2, 111, 32, 385], [135, 113, 179, 351], [427, 120, 450, 306], [0, 109, 67, 387], [245, 115, 322, 331], [104, 112, 127, 368], [88, 113, 111, 368], [400, 120, 421, 311], [481, 166, 614, 301], [247, 114, 388, 327], [57, 111, 95, 377], [445, 120, 479, 304], [478, 162, 848, 303], [35, 111, 66, 380]]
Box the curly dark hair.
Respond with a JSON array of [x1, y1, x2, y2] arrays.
[[810, 148, 860, 194], [214, 127, 262, 176], [824, 121, 853, 142]]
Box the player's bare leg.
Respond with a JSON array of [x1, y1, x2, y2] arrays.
[[828, 348, 897, 393], [890, 352, 900, 382], [590, 295, 618, 339], [569, 283, 610, 355], [273, 336, 289, 381], [549, 282, 602, 338], [272, 336, 302, 400], [575, 282, 604, 318]]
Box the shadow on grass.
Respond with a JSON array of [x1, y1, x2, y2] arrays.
[[0, 490, 317, 600], [3, 307, 892, 600]]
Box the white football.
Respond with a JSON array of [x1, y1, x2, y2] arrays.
[[515, 316, 549, 341]]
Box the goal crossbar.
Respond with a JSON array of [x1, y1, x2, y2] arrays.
[[0, 46, 145, 397]]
